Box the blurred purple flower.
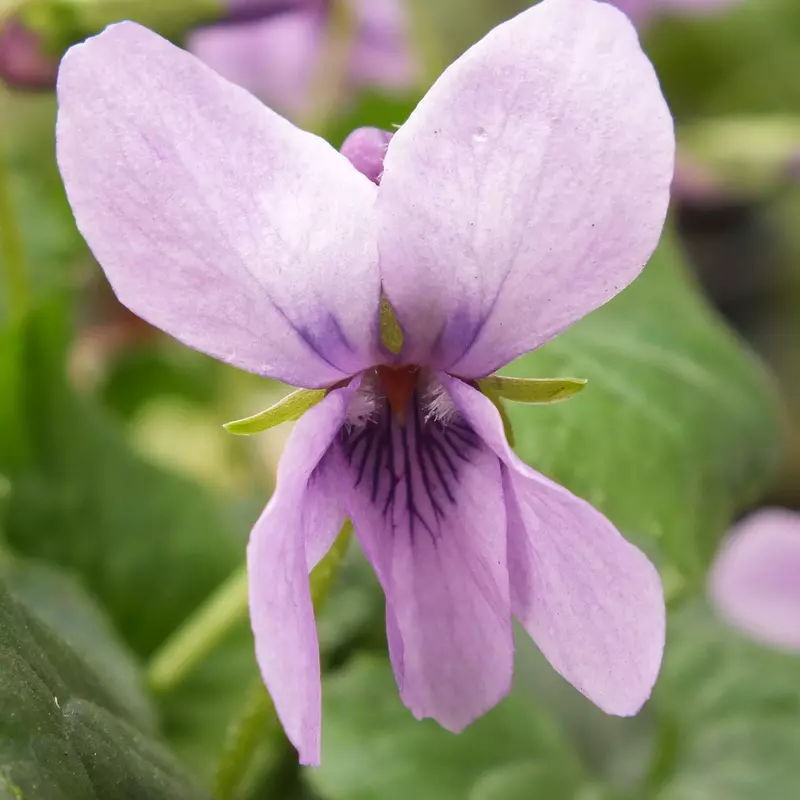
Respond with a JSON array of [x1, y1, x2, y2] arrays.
[[187, 0, 416, 117], [605, 0, 739, 27], [0, 18, 59, 90], [56, 0, 673, 765], [710, 508, 800, 651]]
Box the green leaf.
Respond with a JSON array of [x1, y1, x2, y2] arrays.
[[478, 376, 587, 405], [0, 581, 208, 799], [307, 655, 581, 800], [504, 232, 783, 575], [0, 300, 242, 656], [0, 555, 156, 734], [652, 600, 800, 799], [648, 0, 800, 117], [512, 634, 655, 793], [0, 94, 86, 319], [224, 388, 326, 435], [468, 762, 581, 800]]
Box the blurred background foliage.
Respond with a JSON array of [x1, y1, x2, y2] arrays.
[[1, 0, 799, 798]]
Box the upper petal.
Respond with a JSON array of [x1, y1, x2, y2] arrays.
[[57, 22, 380, 389], [377, 0, 674, 376], [247, 387, 352, 765], [444, 377, 665, 715], [709, 508, 800, 651], [329, 377, 514, 729]]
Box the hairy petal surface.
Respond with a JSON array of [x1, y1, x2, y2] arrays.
[[444, 377, 665, 715], [247, 387, 352, 765], [709, 509, 800, 651], [57, 22, 380, 388], [332, 386, 513, 729], [377, 0, 674, 376]]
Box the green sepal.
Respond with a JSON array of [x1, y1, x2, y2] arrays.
[[223, 388, 327, 435], [380, 294, 403, 355], [483, 392, 516, 448], [478, 375, 587, 405]]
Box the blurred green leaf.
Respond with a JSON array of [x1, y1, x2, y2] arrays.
[[100, 340, 220, 420], [0, 580, 208, 799], [505, 232, 783, 575], [159, 619, 258, 785], [0, 299, 243, 656], [512, 634, 655, 793], [0, 555, 156, 733], [653, 600, 800, 799], [326, 91, 418, 149], [0, 94, 86, 320], [307, 655, 581, 800], [467, 762, 579, 800], [649, 0, 800, 116]]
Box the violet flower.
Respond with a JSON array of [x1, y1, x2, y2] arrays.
[[187, 0, 415, 118], [710, 508, 800, 651], [56, 0, 673, 764]]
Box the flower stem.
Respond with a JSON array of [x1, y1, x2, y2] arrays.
[[212, 522, 353, 800], [643, 711, 680, 792], [0, 89, 31, 320], [213, 681, 281, 800], [147, 563, 249, 694]]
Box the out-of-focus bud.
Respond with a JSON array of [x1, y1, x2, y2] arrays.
[[0, 17, 59, 90], [340, 126, 393, 184]]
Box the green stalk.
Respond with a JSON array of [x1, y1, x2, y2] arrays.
[[0, 90, 31, 320], [147, 563, 249, 693]]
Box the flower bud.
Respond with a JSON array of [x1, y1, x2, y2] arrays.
[[340, 126, 393, 185], [0, 19, 58, 91]]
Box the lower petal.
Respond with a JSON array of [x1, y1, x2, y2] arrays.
[[333, 383, 514, 730], [502, 465, 665, 715], [444, 376, 665, 715], [247, 387, 351, 765]]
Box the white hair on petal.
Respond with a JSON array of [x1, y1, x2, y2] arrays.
[[422, 375, 458, 425], [346, 371, 382, 427]]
